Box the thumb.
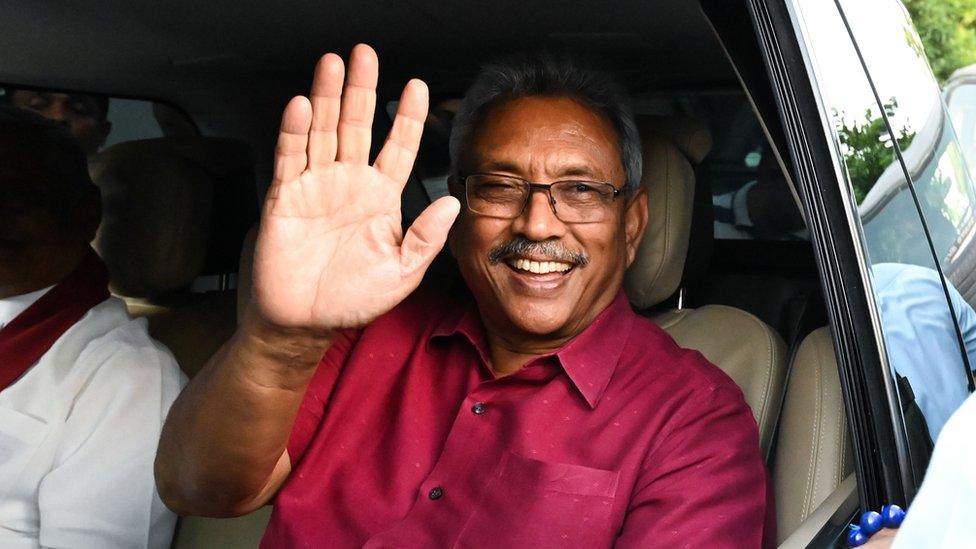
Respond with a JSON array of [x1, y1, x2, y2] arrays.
[[400, 196, 461, 275]]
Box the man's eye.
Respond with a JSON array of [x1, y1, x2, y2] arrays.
[[569, 183, 597, 194], [482, 182, 516, 189], [28, 98, 50, 110]]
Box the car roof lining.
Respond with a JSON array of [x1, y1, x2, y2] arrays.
[[2, 0, 737, 104]]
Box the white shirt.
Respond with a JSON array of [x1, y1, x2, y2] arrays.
[[892, 391, 976, 548], [0, 294, 187, 549]]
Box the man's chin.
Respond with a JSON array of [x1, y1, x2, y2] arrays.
[[496, 298, 575, 338]]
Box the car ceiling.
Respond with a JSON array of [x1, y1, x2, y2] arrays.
[[2, 0, 734, 103]]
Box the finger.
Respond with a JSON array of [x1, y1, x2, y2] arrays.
[[374, 79, 429, 187], [308, 53, 344, 170], [272, 96, 312, 188], [336, 43, 378, 164], [400, 196, 461, 275]]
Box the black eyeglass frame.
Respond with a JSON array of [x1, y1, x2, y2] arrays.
[[458, 172, 623, 222]]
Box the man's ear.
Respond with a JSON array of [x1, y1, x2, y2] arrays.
[[447, 174, 463, 198], [623, 186, 648, 268]]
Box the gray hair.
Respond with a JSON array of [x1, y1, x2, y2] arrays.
[[449, 51, 642, 195]]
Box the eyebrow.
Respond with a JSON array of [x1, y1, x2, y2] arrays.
[[479, 160, 604, 180]]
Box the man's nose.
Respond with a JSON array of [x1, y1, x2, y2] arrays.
[[511, 188, 567, 240]]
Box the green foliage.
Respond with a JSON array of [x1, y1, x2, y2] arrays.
[[834, 99, 916, 203], [903, 0, 976, 83]]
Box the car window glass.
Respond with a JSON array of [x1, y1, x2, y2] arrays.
[[632, 92, 807, 241], [0, 87, 196, 151], [796, 0, 975, 481], [945, 79, 976, 181], [697, 95, 808, 241]]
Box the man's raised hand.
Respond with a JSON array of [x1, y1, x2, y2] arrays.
[[252, 44, 461, 332]]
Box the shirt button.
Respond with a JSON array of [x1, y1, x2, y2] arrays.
[[471, 402, 487, 415], [428, 486, 444, 500]]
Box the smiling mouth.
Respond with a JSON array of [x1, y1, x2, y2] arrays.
[[504, 258, 575, 275]]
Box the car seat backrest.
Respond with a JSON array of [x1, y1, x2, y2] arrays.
[[89, 137, 248, 377], [624, 116, 788, 457], [90, 139, 213, 298], [773, 326, 853, 543], [624, 116, 709, 308]]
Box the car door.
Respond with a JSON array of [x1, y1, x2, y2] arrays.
[[775, 0, 976, 541], [708, 0, 976, 545]]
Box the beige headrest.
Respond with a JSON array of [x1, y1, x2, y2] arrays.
[[90, 138, 214, 297], [624, 116, 712, 309]]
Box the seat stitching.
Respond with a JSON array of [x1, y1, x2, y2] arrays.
[[813, 339, 830, 510], [802, 343, 823, 519], [830, 336, 845, 485]]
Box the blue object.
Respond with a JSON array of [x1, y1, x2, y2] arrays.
[[881, 504, 906, 528], [860, 510, 884, 535], [848, 524, 868, 547], [872, 263, 976, 441]]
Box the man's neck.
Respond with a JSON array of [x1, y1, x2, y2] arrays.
[[0, 246, 87, 299], [485, 332, 572, 377]]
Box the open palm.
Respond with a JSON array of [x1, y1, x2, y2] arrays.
[[252, 45, 460, 330]]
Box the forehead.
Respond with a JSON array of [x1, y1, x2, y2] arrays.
[[467, 96, 624, 179]]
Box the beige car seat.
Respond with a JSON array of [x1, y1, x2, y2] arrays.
[[625, 116, 788, 456], [773, 327, 854, 545], [89, 137, 246, 377]]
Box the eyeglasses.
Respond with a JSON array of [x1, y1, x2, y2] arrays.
[[460, 173, 622, 223]]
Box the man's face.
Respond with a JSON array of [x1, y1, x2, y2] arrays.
[[0, 138, 98, 296], [10, 91, 110, 155], [450, 96, 647, 344]]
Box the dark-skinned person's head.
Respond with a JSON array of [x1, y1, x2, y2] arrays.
[[0, 106, 102, 298], [6, 89, 112, 155], [448, 52, 647, 347]]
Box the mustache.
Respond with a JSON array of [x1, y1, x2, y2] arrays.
[[487, 236, 589, 267]]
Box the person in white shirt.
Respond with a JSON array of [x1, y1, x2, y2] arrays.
[[0, 105, 185, 548]]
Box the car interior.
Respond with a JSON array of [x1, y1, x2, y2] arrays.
[[3, 0, 858, 546]]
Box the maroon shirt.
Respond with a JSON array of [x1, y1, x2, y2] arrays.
[[262, 290, 772, 548]]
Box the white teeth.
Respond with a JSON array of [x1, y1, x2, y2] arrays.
[[507, 258, 572, 274]]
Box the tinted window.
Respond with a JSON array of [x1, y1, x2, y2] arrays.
[[700, 96, 807, 241], [0, 87, 196, 154]]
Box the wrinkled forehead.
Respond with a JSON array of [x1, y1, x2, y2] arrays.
[[464, 95, 625, 182]]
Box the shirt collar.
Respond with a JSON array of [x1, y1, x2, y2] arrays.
[[0, 286, 54, 330], [430, 290, 636, 409]]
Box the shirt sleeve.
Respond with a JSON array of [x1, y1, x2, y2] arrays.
[[615, 384, 773, 548], [36, 339, 185, 549]]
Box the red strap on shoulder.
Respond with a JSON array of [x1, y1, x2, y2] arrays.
[[0, 249, 110, 391]]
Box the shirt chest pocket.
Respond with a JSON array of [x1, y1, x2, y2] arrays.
[[456, 452, 619, 549]]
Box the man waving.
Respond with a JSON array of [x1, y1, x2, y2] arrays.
[[156, 45, 771, 547]]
